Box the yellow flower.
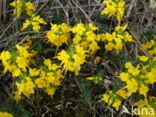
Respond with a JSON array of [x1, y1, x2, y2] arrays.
[[56, 45, 87, 74], [16, 56, 29, 71], [125, 62, 133, 69], [0, 112, 13, 117], [3, 63, 14, 74], [10, 0, 23, 17], [89, 41, 100, 54], [44, 59, 52, 67], [112, 99, 121, 110], [71, 23, 86, 35], [0, 51, 11, 61], [145, 72, 156, 84], [26, 2, 36, 16], [116, 0, 125, 22], [71, 23, 99, 54], [133, 99, 148, 107], [115, 23, 127, 32], [0, 44, 37, 77], [21, 14, 47, 32], [139, 84, 149, 95], [56, 50, 70, 65], [12, 67, 21, 77], [118, 72, 130, 82], [32, 22, 40, 31], [29, 68, 40, 76], [22, 78, 35, 98], [16, 45, 30, 57], [102, 94, 110, 103], [10, 0, 35, 17], [43, 59, 60, 71], [126, 79, 138, 93], [128, 68, 140, 76], [14, 91, 22, 101], [45, 87, 56, 96], [114, 40, 123, 50], [102, 91, 122, 110], [46, 23, 71, 46], [138, 56, 149, 62], [101, 0, 117, 16], [101, 24, 134, 51], [14, 78, 35, 100], [35, 59, 63, 96], [0, 51, 24, 77], [95, 56, 101, 62], [35, 77, 47, 88], [140, 40, 156, 56], [105, 42, 115, 51], [116, 89, 131, 98], [101, 0, 125, 23]]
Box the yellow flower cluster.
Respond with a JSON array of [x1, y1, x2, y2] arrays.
[[10, 0, 47, 32], [45, 23, 102, 76], [100, 1, 135, 51], [0, 112, 13, 117], [71, 23, 100, 54], [140, 39, 156, 56], [0, 40, 36, 77], [123, 59, 156, 92], [101, 24, 134, 51], [0, 39, 60, 100], [56, 45, 87, 75], [101, 0, 125, 24], [21, 14, 47, 32], [46, 23, 71, 46], [46, 23, 100, 53], [35, 59, 63, 96], [102, 91, 122, 110], [14, 58, 63, 100], [118, 62, 146, 95], [10, 0, 35, 17], [102, 56, 156, 110], [0, 38, 64, 101], [14, 77, 35, 100]]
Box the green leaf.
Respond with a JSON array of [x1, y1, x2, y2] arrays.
[[76, 78, 93, 105]]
